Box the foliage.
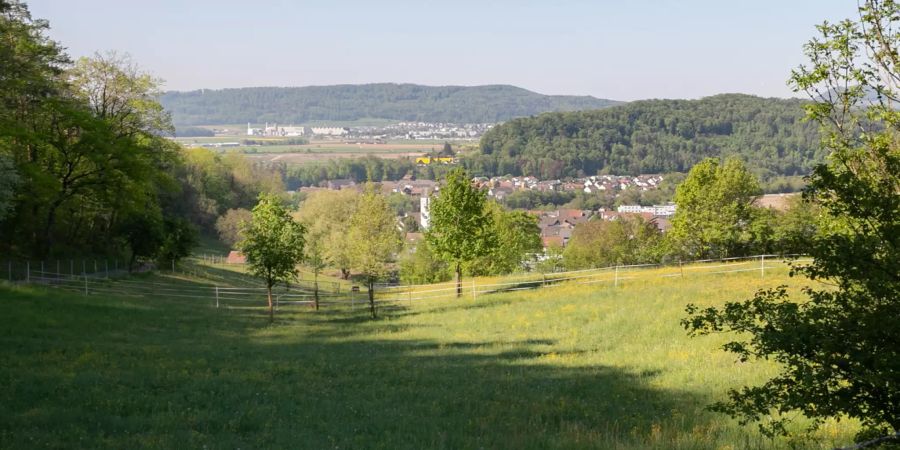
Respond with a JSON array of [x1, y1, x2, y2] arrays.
[[294, 189, 360, 279], [426, 168, 497, 296], [239, 194, 306, 320], [215, 208, 253, 247], [347, 184, 402, 317], [398, 239, 451, 285], [0, 154, 19, 221], [0, 4, 184, 258], [468, 202, 542, 276], [157, 218, 198, 266], [473, 94, 820, 178], [159, 83, 621, 125], [563, 217, 662, 269], [667, 158, 762, 259], [175, 126, 214, 137], [176, 148, 285, 231], [684, 0, 900, 441], [535, 242, 565, 273]]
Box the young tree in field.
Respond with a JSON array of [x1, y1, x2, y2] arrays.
[[303, 236, 327, 311], [667, 157, 762, 259], [239, 194, 306, 322], [467, 202, 542, 276], [426, 168, 497, 297], [295, 189, 359, 279], [685, 1, 900, 444], [347, 184, 401, 318]]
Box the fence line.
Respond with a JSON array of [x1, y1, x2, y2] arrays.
[[10, 254, 813, 315]]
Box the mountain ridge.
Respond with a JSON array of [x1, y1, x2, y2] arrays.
[[159, 83, 623, 125]]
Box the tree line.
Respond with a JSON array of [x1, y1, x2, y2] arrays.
[[0, 1, 285, 267], [158, 84, 621, 126]]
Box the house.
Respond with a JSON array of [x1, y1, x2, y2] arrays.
[[226, 251, 246, 264]]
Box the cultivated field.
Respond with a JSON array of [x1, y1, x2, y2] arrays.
[[0, 261, 858, 449]]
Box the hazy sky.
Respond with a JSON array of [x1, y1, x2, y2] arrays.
[[28, 1, 858, 101]]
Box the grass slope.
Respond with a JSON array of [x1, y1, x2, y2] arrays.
[[0, 268, 856, 449]]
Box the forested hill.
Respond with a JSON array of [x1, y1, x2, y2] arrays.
[[159, 84, 622, 125], [468, 94, 823, 178]]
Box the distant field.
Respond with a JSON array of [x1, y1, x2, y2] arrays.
[[0, 260, 858, 449], [174, 137, 444, 164]]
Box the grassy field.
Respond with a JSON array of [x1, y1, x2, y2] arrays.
[[0, 265, 858, 449]]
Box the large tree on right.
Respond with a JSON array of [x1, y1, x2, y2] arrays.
[[684, 1, 899, 445]]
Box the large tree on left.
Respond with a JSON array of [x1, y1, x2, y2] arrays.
[[0, 2, 179, 257]]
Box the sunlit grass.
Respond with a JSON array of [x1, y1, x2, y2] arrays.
[[0, 262, 857, 449]]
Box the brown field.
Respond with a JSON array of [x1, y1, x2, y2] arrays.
[[245, 150, 423, 164]]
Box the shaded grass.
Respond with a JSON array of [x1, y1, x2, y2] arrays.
[[0, 267, 856, 449]]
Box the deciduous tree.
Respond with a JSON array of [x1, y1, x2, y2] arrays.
[[348, 184, 401, 318], [426, 168, 496, 296], [684, 1, 900, 444], [668, 157, 762, 259], [239, 194, 306, 322]]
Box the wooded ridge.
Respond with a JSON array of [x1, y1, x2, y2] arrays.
[[158, 83, 622, 125]]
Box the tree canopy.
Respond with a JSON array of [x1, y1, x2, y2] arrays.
[[159, 84, 621, 125], [667, 157, 762, 259], [471, 94, 821, 179], [684, 1, 900, 443], [239, 194, 306, 321], [426, 168, 497, 296]]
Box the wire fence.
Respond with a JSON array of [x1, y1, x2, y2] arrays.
[[8, 254, 813, 315]]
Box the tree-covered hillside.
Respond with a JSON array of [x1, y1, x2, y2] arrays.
[[468, 94, 822, 178], [159, 84, 621, 125]]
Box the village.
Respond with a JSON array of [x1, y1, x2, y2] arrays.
[[298, 173, 677, 250], [244, 121, 491, 141]]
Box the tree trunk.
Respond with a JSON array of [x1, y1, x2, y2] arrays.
[[341, 268, 350, 280], [267, 283, 274, 323], [314, 271, 319, 311], [455, 262, 462, 297], [368, 278, 376, 318]]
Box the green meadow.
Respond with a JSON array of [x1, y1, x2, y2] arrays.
[[0, 265, 858, 449]]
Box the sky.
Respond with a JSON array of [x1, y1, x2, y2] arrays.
[[27, 0, 859, 101]]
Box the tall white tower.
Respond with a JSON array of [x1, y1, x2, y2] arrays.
[[420, 195, 431, 230]]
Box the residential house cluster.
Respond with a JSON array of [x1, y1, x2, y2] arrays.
[[478, 174, 667, 200]]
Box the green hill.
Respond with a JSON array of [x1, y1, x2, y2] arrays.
[[469, 94, 823, 178], [158, 84, 622, 125], [0, 260, 857, 449]]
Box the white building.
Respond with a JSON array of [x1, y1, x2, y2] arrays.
[[420, 196, 431, 230], [311, 127, 348, 136]]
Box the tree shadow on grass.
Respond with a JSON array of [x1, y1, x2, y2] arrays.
[[0, 286, 787, 450]]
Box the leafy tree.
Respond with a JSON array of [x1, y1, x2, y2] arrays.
[[426, 168, 497, 296], [684, 1, 900, 443], [0, 154, 19, 222], [536, 242, 565, 273], [239, 194, 306, 322], [398, 239, 450, 285], [215, 208, 252, 247], [157, 218, 198, 268], [468, 202, 542, 275], [348, 184, 401, 318], [118, 209, 164, 272], [667, 157, 762, 259], [563, 216, 662, 270], [295, 189, 359, 279]]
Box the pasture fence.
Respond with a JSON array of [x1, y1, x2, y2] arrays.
[[9, 254, 812, 315]]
